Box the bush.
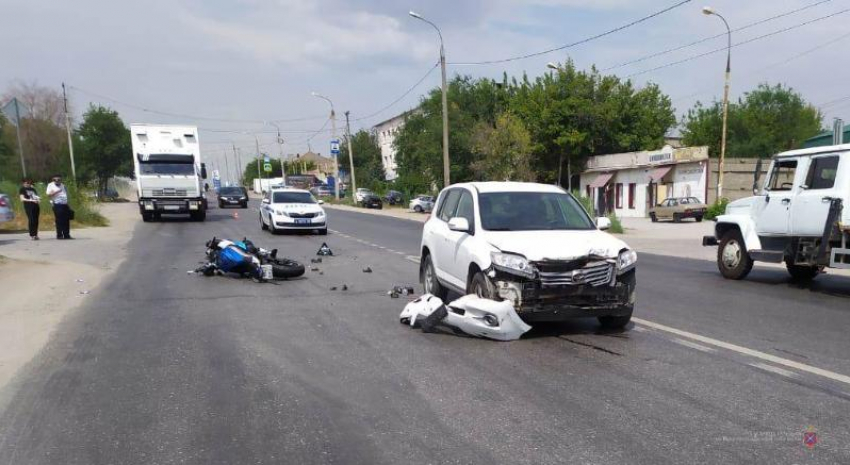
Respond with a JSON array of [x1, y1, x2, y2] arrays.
[[704, 198, 730, 220], [0, 180, 108, 230], [607, 214, 624, 234]]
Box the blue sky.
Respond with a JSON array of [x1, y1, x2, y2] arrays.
[[2, 0, 849, 176]]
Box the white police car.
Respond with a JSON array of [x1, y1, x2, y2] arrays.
[[259, 187, 328, 235]]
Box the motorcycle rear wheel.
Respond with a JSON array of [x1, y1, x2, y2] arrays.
[[269, 258, 305, 279]]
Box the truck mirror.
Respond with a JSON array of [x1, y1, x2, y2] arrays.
[[201, 163, 208, 179]]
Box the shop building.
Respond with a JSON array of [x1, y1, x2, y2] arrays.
[[579, 145, 710, 218]]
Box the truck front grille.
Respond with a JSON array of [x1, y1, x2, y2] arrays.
[[152, 188, 188, 197], [537, 261, 614, 287]]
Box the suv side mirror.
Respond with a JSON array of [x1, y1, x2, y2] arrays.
[[597, 217, 612, 230], [448, 217, 471, 233]]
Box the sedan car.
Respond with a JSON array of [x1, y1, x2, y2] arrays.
[[218, 186, 249, 208], [360, 193, 383, 209], [409, 195, 435, 213], [354, 188, 373, 203], [259, 187, 327, 235], [649, 197, 706, 223], [310, 185, 333, 198], [384, 190, 403, 205], [0, 193, 14, 223]]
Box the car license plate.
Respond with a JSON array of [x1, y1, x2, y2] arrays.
[[228, 200, 238, 203], [164, 205, 180, 211], [295, 219, 311, 225]]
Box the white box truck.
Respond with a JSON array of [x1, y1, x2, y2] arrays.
[[130, 124, 208, 222]]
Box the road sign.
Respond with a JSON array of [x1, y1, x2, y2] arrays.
[[330, 139, 340, 156], [264, 162, 272, 173]]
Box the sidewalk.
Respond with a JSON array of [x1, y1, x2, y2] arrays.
[[0, 202, 137, 409], [324, 203, 429, 223]]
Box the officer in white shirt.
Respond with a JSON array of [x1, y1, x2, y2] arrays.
[[46, 174, 72, 240]]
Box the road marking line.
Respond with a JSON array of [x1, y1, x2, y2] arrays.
[[671, 338, 716, 353], [749, 362, 797, 379], [633, 317, 850, 386], [406, 256, 421, 264]]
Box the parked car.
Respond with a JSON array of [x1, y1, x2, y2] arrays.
[[419, 182, 637, 329], [360, 193, 383, 209], [218, 186, 249, 208], [0, 193, 14, 223], [310, 185, 333, 198], [384, 190, 404, 205], [649, 197, 706, 222], [259, 187, 327, 235], [409, 195, 435, 213], [354, 188, 373, 203], [704, 144, 850, 282]]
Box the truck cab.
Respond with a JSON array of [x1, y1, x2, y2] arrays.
[[131, 124, 208, 222], [704, 144, 850, 280]]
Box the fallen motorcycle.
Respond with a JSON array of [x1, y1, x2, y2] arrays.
[[197, 237, 305, 280]]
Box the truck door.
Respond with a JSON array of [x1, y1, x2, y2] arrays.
[[757, 158, 800, 235], [790, 154, 841, 236]]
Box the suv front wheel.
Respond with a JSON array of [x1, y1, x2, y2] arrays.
[[718, 230, 753, 280], [422, 254, 448, 300], [468, 271, 497, 300]]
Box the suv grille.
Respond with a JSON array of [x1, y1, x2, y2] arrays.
[[537, 261, 614, 287]]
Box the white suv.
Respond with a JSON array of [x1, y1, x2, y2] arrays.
[[419, 182, 637, 329], [260, 187, 328, 235]]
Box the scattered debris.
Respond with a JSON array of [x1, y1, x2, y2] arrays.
[[311, 258, 323, 264], [330, 286, 338, 291], [341, 284, 349, 291], [75, 278, 85, 283], [362, 267, 372, 273], [310, 266, 320, 272], [78, 290, 91, 295], [387, 290, 400, 298], [399, 294, 531, 341], [389, 285, 416, 296], [317, 243, 333, 256], [233, 212, 239, 219]]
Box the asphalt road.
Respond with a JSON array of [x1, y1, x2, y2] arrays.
[[1, 201, 849, 464]]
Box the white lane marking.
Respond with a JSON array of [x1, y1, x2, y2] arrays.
[[671, 338, 716, 353], [378, 246, 386, 250], [633, 317, 850, 386], [406, 256, 421, 264], [395, 251, 405, 255], [632, 326, 649, 333], [749, 362, 797, 379]]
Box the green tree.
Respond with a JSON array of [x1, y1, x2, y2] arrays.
[[339, 129, 385, 190], [470, 112, 534, 181], [682, 83, 822, 158], [76, 105, 133, 194]]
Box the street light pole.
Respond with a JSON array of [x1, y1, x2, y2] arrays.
[[312, 92, 339, 200], [344, 111, 357, 198], [265, 121, 285, 178], [703, 6, 731, 202], [61, 83, 77, 183], [410, 11, 450, 187]]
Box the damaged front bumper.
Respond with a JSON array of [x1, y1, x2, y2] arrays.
[[488, 265, 636, 323]]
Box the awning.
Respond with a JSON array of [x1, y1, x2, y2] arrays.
[[587, 172, 614, 189], [649, 165, 673, 182]]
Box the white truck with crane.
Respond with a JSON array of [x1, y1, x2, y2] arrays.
[[130, 124, 208, 222], [704, 144, 850, 281]]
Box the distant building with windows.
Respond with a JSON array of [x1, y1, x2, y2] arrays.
[[579, 145, 710, 218], [372, 110, 416, 181]]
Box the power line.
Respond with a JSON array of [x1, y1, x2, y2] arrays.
[[448, 0, 693, 66], [352, 62, 439, 122], [626, 7, 850, 79], [602, 0, 836, 72]]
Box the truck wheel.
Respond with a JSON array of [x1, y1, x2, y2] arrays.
[[786, 264, 821, 282], [191, 210, 206, 222], [598, 310, 632, 330], [142, 212, 153, 222], [468, 271, 497, 300], [718, 230, 753, 280], [422, 254, 448, 300]]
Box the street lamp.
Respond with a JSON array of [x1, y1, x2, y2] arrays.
[[409, 10, 451, 187], [264, 120, 285, 179], [703, 5, 732, 202], [546, 62, 561, 71], [312, 92, 340, 200]]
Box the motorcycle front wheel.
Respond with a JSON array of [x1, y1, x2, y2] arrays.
[[269, 258, 305, 279]]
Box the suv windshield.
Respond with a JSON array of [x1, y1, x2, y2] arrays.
[[139, 163, 195, 176], [273, 191, 316, 204], [220, 187, 244, 195], [478, 192, 594, 231]]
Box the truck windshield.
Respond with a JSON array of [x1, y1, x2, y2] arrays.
[[478, 192, 595, 231], [273, 192, 316, 204], [139, 163, 195, 176]]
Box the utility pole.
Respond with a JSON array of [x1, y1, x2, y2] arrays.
[[62, 83, 77, 183], [11, 98, 27, 178], [344, 111, 357, 198], [703, 6, 732, 202], [254, 134, 263, 192], [236, 148, 243, 185], [224, 144, 232, 185]]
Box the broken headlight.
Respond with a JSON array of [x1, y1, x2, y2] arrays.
[[618, 249, 637, 274], [491, 252, 534, 278]]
